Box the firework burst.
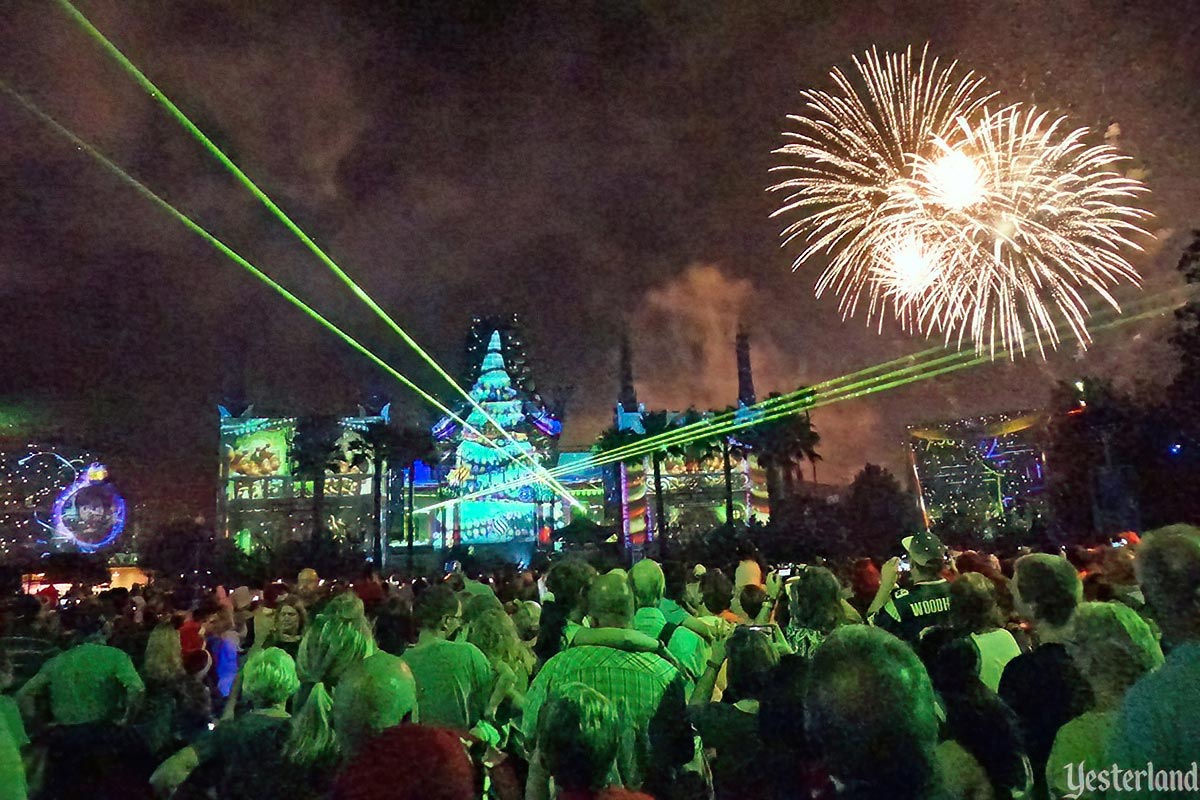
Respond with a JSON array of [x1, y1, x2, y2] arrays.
[[770, 46, 1151, 356]]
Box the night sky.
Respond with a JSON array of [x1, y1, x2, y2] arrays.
[[2, 1, 1198, 513]]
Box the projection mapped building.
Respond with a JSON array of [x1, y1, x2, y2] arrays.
[[908, 412, 1048, 529]]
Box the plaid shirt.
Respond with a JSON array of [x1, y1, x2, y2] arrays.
[[522, 643, 693, 791]]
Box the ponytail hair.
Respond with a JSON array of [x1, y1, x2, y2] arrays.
[[287, 679, 338, 766], [288, 592, 377, 767]]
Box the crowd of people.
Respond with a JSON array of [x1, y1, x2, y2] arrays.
[[0, 525, 1197, 800]]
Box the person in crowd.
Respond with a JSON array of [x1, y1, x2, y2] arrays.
[[511, 599, 542, 645], [949, 572, 1022, 692], [151, 647, 300, 800], [136, 622, 212, 757], [535, 682, 654, 800], [295, 568, 324, 609], [690, 627, 779, 800], [999, 553, 1094, 800], [700, 569, 740, 626], [1106, 525, 1200, 797], [0, 594, 58, 689], [806, 626, 948, 800], [847, 558, 882, 618], [330, 723, 522, 800], [287, 592, 378, 770], [534, 558, 597, 665], [0, 652, 28, 800], [919, 630, 1031, 800], [247, 582, 290, 651], [262, 597, 307, 661], [466, 607, 535, 731], [783, 565, 844, 657], [18, 604, 152, 800], [402, 584, 494, 731], [629, 559, 708, 684], [331, 651, 419, 758], [869, 531, 953, 643], [197, 600, 241, 700], [1045, 601, 1162, 799], [523, 571, 696, 798], [734, 540, 765, 590]]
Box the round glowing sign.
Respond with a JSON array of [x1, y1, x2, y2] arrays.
[[52, 463, 126, 552]]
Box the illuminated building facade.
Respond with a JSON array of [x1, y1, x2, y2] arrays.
[[908, 412, 1048, 531]]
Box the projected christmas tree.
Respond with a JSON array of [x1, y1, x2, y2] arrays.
[[443, 329, 560, 543]]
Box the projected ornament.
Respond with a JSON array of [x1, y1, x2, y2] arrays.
[[52, 463, 126, 552]]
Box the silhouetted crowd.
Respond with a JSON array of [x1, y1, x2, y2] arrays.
[[1, 526, 1198, 800]]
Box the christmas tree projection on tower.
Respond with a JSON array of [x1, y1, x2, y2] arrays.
[[444, 330, 560, 543]]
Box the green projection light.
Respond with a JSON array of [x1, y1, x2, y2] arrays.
[[0, 82, 568, 500], [55, 0, 580, 509]]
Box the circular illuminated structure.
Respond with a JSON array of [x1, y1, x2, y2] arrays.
[[52, 463, 126, 552]]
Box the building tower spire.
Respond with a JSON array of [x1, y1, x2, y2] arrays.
[[618, 329, 639, 413], [736, 323, 756, 407]]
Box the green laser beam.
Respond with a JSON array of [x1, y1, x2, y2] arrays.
[[418, 292, 1183, 514], [55, 0, 580, 508], [0, 81, 572, 492]]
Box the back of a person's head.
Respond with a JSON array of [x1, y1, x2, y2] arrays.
[[739, 584, 768, 621], [1136, 525, 1200, 637], [243, 646, 300, 707], [462, 592, 503, 625], [736, 540, 759, 560], [628, 559, 666, 608], [587, 571, 635, 629], [537, 682, 621, 792], [1069, 601, 1164, 693], [920, 632, 983, 696], [849, 558, 881, 600], [143, 622, 184, 684], [726, 627, 780, 699], [465, 608, 527, 673], [700, 569, 733, 614], [414, 585, 461, 632], [787, 565, 842, 634], [950, 572, 1001, 633], [546, 558, 597, 609], [807, 626, 940, 800], [662, 561, 688, 601], [332, 724, 476, 800], [333, 652, 418, 756], [1014, 553, 1081, 627], [297, 592, 377, 685]]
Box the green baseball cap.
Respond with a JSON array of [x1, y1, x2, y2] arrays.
[[902, 531, 948, 566]]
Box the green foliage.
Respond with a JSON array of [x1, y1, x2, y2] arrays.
[[839, 463, 923, 559]]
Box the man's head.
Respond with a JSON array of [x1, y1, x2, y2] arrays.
[[807, 627, 941, 799], [738, 585, 769, 622], [545, 558, 597, 612], [333, 652, 419, 756], [629, 559, 666, 609], [1012, 553, 1082, 628], [700, 569, 734, 616], [903, 531, 948, 580], [725, 627, 779, 699], [413, 584, 463, 637], [587, 571, 635, 630], [1136, 525, 1200, 642], [950, 572, 1001, 634], [537, 682, 621, 793]]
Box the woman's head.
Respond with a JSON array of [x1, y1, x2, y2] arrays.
[[143, 623, 184, 684], [275, 598, 307, 638], [950, 572, 1002, 633], [537, 683, 621, 792], [466, 608, 529, 673], [243, 647, 300, 707], [726, 627, 780, 699], [1068, 601, 1163, 701], [296, 592, 377, 687], [786, 566, 843, 634], [701, 569, 734, 615]]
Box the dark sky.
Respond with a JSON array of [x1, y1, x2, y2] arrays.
[[2, 0, 1198, 511]]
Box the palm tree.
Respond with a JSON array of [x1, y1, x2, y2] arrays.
[[291, 415, 344, 541], [743, 393, 822, 508], [350, 421, 434, 569], [391, 425, 437, 571], [639, 411, 678, 555]]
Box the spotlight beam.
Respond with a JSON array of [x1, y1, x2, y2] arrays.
[[54, 0, 580, 508], [0, 81, 564, 492]]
